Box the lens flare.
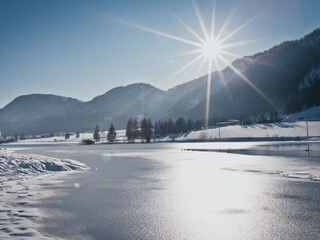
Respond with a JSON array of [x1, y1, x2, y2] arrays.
[[117, 1, 270, 128]]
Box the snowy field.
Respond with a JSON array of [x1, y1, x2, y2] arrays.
[[0, 148, 88, 239], [8, 121, 320, 146], [9, 130, 127, 145], [175, 121, 320, 141]]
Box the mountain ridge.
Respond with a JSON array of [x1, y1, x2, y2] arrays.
[[1, 28, 320, 135]]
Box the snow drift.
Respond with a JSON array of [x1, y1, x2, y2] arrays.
[[0, 148, 88, 239]]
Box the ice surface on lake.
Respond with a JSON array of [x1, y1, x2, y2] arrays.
[[0, 148, 88, 239], [2, 141, 320, 239], [103, 141, 320, 182]]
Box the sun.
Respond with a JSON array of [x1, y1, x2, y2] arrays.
[[201, 39, 222, 60]]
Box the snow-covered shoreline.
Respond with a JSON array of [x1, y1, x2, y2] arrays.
[[0, 148, 88, 239], [4, 121, 320, 146]]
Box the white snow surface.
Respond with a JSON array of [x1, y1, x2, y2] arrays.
[[282, 106, 320, 122], [0, 148, 88, 239], [172, 121, 320, 141]]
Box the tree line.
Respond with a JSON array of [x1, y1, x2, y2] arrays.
[[92, 116, 225, 144], [91, 117, 154, 144], [11, 109, 282, 143], [71, 110, 282, 144], [126, 117, 205, 141], [126, 118, 152, 143], [154, 117, 204, 136]]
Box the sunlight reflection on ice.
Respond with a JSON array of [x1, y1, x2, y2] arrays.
[[173, 157, 257, 212], [163, 152, 265, 239]]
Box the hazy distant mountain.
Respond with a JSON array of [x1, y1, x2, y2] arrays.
[[0, 28, 320, 135], [31, 83, 169, 134], [0, 84, 168, 135], [0, 94, 81, 135]]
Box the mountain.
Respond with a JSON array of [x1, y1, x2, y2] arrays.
[[0, 28, 320, 135], [0, 94, 82, 135], [30, 83, 169, 134], [0, 84, 169, 135]]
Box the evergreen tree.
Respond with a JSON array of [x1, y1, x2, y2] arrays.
[[126, 118, 133, 142], [194, 119, 204, 130], [93, 124, 100, 141], [107, 124, 117, 143], [167, 118, 174, 134], [146, 118, 153, 142], [175, 117, 187, 133], [273, 110, 279, 122], [132, 119, 139, 139], [159, 120, 166, 135], [141, 118, 147, 142], [270, 109, 280, 123], [187, 118, 194, 131], [126, 118, 139, 142], [141, 118, 152, 143], [258, 114, 267, 124], [154, 122, 160, 136], [20, 133, 26, 140], [65, 132, 70, 139]]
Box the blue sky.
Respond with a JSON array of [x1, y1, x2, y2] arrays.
[[0, 0, 320, 107]]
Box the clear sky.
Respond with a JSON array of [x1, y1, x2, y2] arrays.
[[0, 0, 320, 107]]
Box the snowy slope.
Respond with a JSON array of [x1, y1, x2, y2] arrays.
[[174, 121, 320, 141], [0, 149, 88, 239], [282, 106, 320, 122]]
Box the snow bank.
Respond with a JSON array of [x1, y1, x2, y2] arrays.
[[0, 149, 87, 177], [0, 148, 88, 239]]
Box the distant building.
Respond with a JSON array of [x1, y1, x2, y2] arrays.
[[216, 119, 240, 127]]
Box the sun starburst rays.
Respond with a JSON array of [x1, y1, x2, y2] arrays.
[[117, 0, 271, 128]]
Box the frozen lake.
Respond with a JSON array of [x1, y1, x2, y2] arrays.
[[11, 142, 320, 239]]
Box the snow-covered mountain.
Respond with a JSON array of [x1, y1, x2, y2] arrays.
[[0, 28, 320, 135]]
